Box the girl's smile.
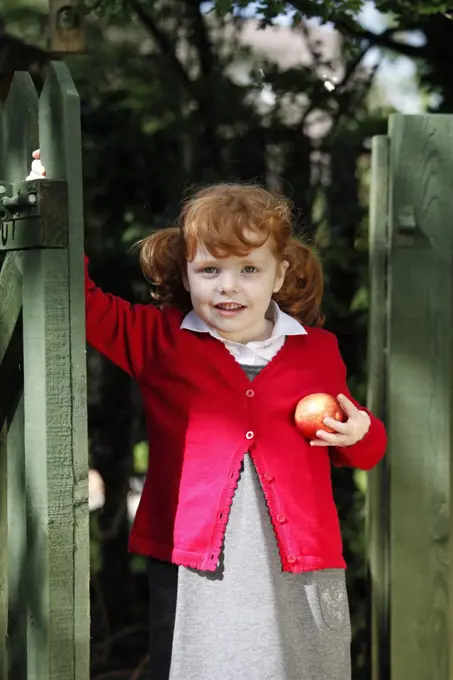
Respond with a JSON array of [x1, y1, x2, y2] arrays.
[[213, 301, 247, 317]]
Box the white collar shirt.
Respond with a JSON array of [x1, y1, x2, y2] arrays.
[[180, 301, 307, 367]]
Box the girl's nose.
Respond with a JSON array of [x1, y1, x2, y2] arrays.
[[217, 272, 239, 294]]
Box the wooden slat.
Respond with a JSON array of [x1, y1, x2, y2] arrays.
[[0, 97, 5, 680], [0, 255, 22, 362], [366, 135, 390, 680], [1, 69, 38, 680], [21, 61, 89, 680], [388, 113, 453, 680], [40, 61, 89, 680], [3, 72, 39, 183], [0, 422, 7, 680], [21, 248, 74, 680], [6, 396, 27, 680]]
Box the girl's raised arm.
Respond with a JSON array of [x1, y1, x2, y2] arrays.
[[84, 255, 159, 378]]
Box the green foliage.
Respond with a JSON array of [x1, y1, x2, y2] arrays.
[[90, 515, 103, 573], [373, 0, 453, 17], [84, 0, 133, 22], [223, 0, 453, 21], [80, 0, 453, 32], [80, 0, 453, 28], [133, 441, 149, 474], [215, 0, 363, 22]]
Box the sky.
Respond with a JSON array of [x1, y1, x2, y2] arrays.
[[357, 2, 436, 113], [212, 0, 436, 114]]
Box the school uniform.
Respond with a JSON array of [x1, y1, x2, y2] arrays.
[[84, 258, 387, 679]]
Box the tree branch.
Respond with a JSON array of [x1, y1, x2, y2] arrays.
[[183, 0, 223, 173], [186, 0, 217, 78], [289, 0, 425, 60], [336, 20, 424, 60], [129, 0, 195, 96]]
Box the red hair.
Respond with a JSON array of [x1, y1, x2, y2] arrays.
[[138, 183, 324, 326]]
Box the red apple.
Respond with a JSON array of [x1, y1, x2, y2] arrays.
[[294, 392, 345, 440]]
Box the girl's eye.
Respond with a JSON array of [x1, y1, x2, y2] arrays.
[[202, 266, 218, 274], [243, 266, 259, 274]]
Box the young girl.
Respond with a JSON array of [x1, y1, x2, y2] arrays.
[[30, 153, 386, 680]]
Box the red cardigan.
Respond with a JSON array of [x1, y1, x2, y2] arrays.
[[85, 258, 387, 573]]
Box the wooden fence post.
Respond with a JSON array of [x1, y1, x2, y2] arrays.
[[0, 70, 38, 680], [368, 113, 453, 679], [0, 62, 89, 680], [388, 113, 453, 680], [37, 60, 90, 680]]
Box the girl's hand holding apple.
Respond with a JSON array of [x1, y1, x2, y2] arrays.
[[295, 392, 371, 447]]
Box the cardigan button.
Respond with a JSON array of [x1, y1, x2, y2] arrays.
[[245, 431, 254, 440], [276, 513, 287, 524], [263, 473, 274, 483], [246, 389, 255, 398], [287, 555, 297, 565]]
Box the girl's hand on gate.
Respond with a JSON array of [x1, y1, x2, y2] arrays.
[[309, 394, 371, 447], [26, 149, 46, 180]]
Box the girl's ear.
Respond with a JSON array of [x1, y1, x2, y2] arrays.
[[273, 259, 289, 294]]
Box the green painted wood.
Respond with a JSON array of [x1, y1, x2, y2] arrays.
[[387, 113, 453, 680], [0, 422, 7, 680], [0, 96, 5, 680], [0, 256, 22, 361], [39, 61, 89, 680], [21, 248, 75, 680], [7, 396, 27, 680], [0, 256, 24, 680], [366, 135, 390, 680], [3, 72, 39, 183], [20, 61, 89, 680], [0, 62, 88, 680], [1, 69, 39, 680]]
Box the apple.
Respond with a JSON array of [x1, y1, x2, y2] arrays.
[[294, 392, 345, 440]]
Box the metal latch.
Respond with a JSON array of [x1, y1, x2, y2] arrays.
[[0, 179, 68, 251]]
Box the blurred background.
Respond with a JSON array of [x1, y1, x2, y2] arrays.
[[1, 0, 451, 677]]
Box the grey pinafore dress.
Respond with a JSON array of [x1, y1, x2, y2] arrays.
[[148, 364, 351, 680]]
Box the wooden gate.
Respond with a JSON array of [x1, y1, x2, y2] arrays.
[[0, 61, 89, 680], [367, 114, 453, 680]]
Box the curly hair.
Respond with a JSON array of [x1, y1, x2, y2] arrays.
[[138, 183, 324, 326]]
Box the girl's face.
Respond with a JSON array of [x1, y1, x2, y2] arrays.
[[184, 238, 288, 344]]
